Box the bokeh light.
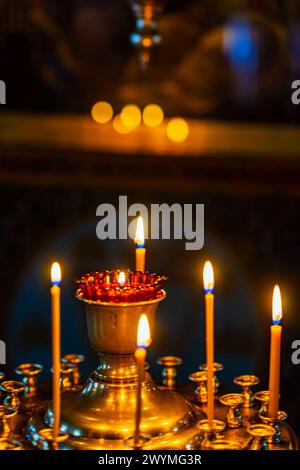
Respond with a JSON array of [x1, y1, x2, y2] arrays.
[[142, 104, 164, 128], [113, 114, 132, 134], [91, 101, 113, 124], [166, 118, 189, 143], [120, 104, 141, 130]]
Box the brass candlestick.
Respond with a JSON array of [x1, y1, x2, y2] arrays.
[[189, 371, 208, 404], [157, 356, 182, 389], [259, 410, 288, 444], [0, 405, 17, 438], [62, 354, 84, 387], [0, 381, 25, 409], [15, 363, 43, 396], [199, 363, 223, 395], [254, 391, 270, 415], [37, 428, 69, 450], [233, 375, 259, 408], [197, 419, 226, 449], [28, 270, 204, 450], [247, 424, 275, 450], [219, 393, 244, 428]]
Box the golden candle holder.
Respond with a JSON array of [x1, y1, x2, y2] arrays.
[[15, 363, 43, 397], [189, 371, 208, 404], [27, 270, 204, 450], [247, 424, 275, 450], [234, 375, 260, 408], [0, 381, 25, 409], [157, 356, 183, 389], [62, 354, 84, 387], [1, 269, 297, 451], [197, 419, 226, 449], [259, 410, 288, 445], [219, 393, 244, 428], [199, 362, 223, 395], [254, 390, 270, 415]]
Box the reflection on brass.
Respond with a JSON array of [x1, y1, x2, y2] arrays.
[[254, 390, 270, 415], [247, 424, 275, 450], [38, 428, 69, 450], [189, 371, 208, 404], [15, 363, 43, 396], [207, 438, 242, 450], [199, 362, 223, 394], [259, 410, 288, 444], [220, 394, 244, 428], [234, 375, 259, 408], [157, 356, 182, 389], [0, 405, 17, 438], [62, 354, 84, 386], [0, 381, 25, 409]]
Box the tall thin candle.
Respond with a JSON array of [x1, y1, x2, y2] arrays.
[[135, 216, 146, 272], [134, 314, 151, 447], [268, 285, 282, 418], [203, 261, 215, 428], [50, 262, 61, 445]]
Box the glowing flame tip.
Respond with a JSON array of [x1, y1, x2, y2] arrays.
[[272, 284, 282, 324], [137, 314, 151, 348], [203, 260, 214, 292], [51, 262, 61, 284]]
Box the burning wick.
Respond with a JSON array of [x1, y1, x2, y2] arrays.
[[134, 314, 151, 448]]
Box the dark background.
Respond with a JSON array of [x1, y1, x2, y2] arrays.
[[0, 0, 300, 437]]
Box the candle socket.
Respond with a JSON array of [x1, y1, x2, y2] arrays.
[[0, 437, 23, 450], [254, 391, 270, 415], [247, 424, 276, 450], [0, 405, 18, 438], [37, 428, 69, 450], [259, 410, 288, 444], [15, 363, 43, 397], [0, 381, 25, 409], [197, 419, 226, 449], [219, 393, 244, 428], [157, 356, 182, 389], [199, 362, 223, 395], [233, 375, 259, 408], [189, 371, 208, 404], [62, 354, 85, 387]]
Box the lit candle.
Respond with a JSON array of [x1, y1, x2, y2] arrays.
[[134, 314, 151, 447], [135, 216, 146, 272], [268, 285, 282, 418], [203, 260, 215, 428], [50, 262, 62, 445], [118, 271, 126, 286]]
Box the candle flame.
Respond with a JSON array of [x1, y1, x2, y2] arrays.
[[118, 271, 126, 285], [203, 261, 214, 292], [134, 216, 145, 247], [272, 284, 282, 324], [51, 262, 61, 285], [137, 314, 151, 348]]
